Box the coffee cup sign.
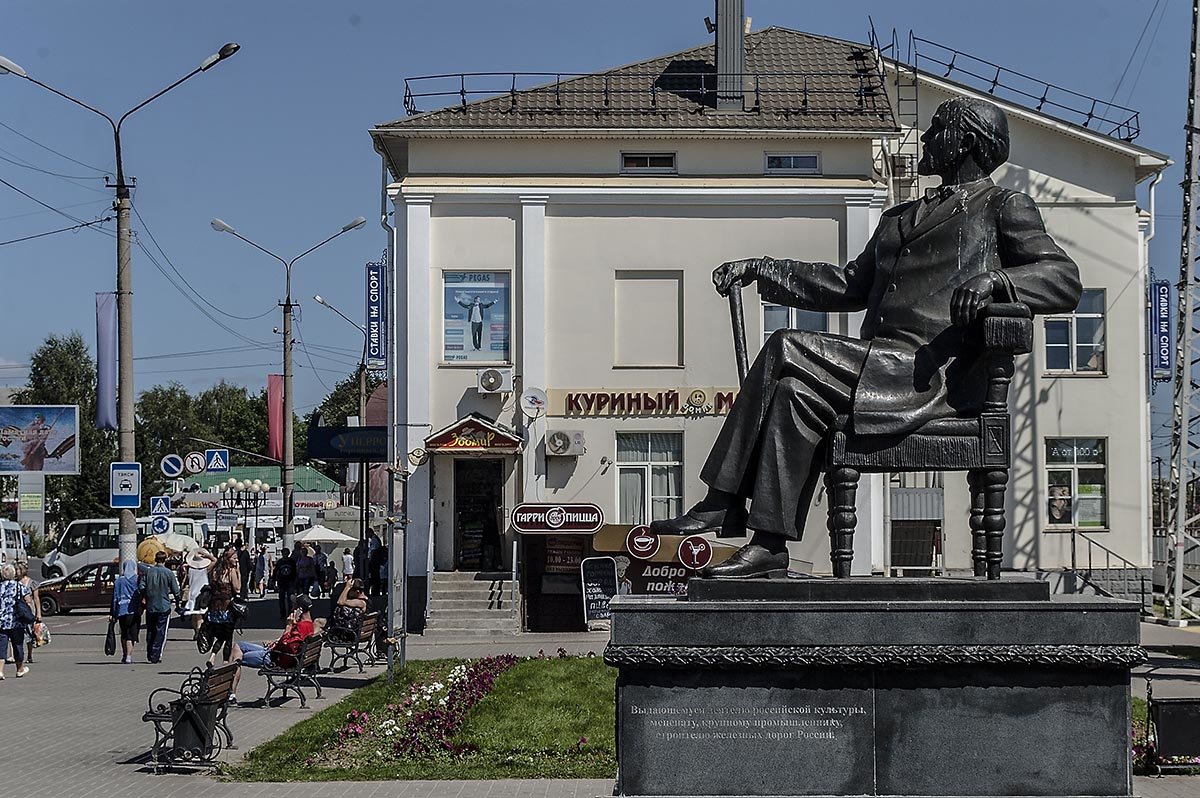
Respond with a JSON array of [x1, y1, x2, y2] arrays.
[[510, 503, 604, 534], [625, 526, 661, 560]]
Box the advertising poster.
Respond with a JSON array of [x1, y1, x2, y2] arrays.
[[0, 405, 79, 475], [443, 271, 510, 362]]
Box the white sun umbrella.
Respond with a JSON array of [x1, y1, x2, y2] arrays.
[[294, 524, 358, 545]]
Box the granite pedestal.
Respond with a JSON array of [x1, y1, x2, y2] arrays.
[[604, 579, 1144, 798]]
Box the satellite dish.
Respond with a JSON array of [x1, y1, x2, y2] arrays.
[[520, 387, 549, 419]]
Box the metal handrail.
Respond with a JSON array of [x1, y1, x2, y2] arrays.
[[509, 538, 518, 622], [1069, 529, 1149, 609]]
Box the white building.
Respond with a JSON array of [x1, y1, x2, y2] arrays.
[[371, 16, 1167, 631]]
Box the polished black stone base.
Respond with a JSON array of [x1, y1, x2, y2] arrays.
[[605, 583, 1142, 798]]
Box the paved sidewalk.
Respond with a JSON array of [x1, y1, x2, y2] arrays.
[[5, 600, 1198, 798]]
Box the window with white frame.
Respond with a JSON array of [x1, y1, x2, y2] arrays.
[[1044, 289, 1105, 374], [765, 152, 821, 175], [616, 432, 683, 525], [763, 302, 827, 345], [620, 152, 676, 174], [1045, 437, 1107, 530]]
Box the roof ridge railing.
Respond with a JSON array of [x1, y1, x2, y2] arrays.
[[901, 35, 1140, 142], [401, 69, 890, 120]]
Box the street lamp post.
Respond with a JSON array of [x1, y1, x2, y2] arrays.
[[220, 478, 268, 548], [314, 294, 370, 546], [211, 217, 366, 554], [0, 44, 240, 567]]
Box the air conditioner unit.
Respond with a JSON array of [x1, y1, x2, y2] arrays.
[[476, 367, 513, 394], [546, 430, 586, 457]]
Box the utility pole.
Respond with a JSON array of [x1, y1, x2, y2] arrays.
[[0, 44, 240, 566], [1167, 0, 1200, 626]]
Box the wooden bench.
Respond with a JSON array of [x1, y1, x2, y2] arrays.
[[141, 663, 238, 773], [328, 611, 382, 673], [260, 634, 325, 708]]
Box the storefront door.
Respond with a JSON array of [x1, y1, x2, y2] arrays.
[[453, 459, 504, 571]]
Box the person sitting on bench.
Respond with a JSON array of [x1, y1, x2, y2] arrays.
[[330, 579, 369, 643], [228, 594, 315, 701]]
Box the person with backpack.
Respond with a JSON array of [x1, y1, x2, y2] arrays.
[[273, 548, 296, 620]]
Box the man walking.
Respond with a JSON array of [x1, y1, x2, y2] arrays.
[[143, 551, 181, 664], [235, 539, 251, 600], [273, 547, 296, 620]]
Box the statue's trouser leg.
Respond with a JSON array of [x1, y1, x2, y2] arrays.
[[701, 330, 867, 541]]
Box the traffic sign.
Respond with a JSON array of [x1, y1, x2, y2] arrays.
[[625, 525, 660, 560], [109, 462, 142, 510], [205, 448, 230, 472], [184, 451, 206, 474], [160, 453, 184, 479], [149, 495, 171, 516], [151, 516, 170, 535], [678, 535, 714, 570]]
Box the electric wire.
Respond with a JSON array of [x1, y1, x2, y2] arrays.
[[1120, 1, 1169, 109], [0, 173, 114, 232], [293, 318, 333, 393], [0, 148, 110, 186], [134, 345, 267, 362], [1103, 0, 1162, 113], [0, 198, 109, 223], [0, 215, 113, 247], [0, 119, 108, 174]]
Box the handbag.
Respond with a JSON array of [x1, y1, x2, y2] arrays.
[[104, 618, 117, 657], [195, 584, 212, 611], [230, 599, 249, 621], [14, 594, 35, 626]]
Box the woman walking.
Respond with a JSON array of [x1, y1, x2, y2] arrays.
[[203, 547, 241, 666], [253, 546, 268, 598], [110, 560, 142, 664], [0, 563, 35, 678], [182, 549, 216, 641], [14, 561, 41, 664]]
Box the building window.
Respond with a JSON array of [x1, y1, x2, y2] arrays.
[[763, 302, 827, 345], [1045, 437, 1107, 530], [615, 270, 683, 367], [1044, 289, 1105, 374], [616, 432, 683, 525], [442, 271, 511, 363], [621, 152, 676, 174], [765, 153, 821, 175]]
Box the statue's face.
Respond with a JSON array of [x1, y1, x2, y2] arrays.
[[917, 106, 971, 180]]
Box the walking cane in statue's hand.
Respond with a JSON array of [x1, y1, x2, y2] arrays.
[[728, 286, 749, 386]]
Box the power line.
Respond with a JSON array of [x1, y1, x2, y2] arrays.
[[0, 119, 108, 174], [1104, 0, 1162, 112], [0, 173, 107, 228], [0, 215, 113, 247], [0, 198, 109, 223], [134, 345, 267, 362], [1121, 1, 1169, 109], [130, 202, 275, 321], [137, 362, 277, 375], [293, 318, 332, 393], [0, 147, 110, 184]]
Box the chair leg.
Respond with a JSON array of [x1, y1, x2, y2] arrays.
[[825, 466, 859, 578], [968, 470, 986, 578], [982, 468, 1008, 581]]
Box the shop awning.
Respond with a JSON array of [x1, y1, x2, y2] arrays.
[[425, 413, 523, 454]]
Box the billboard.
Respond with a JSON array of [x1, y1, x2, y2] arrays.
[[443, 271, 510, 362], [0, 405, 79, 475]]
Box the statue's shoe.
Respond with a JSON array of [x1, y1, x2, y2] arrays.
[[697, 543, 789, 579], [648, 504, 747, 536]]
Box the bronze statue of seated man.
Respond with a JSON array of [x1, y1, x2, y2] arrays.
[[649, 97, 1081, 579]]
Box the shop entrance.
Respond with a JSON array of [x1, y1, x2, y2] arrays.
[[453, 458, 504, 571]]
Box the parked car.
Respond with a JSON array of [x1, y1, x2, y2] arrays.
[[38, 561, 117, 616]]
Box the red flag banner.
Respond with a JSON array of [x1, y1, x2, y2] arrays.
[[267, 374, 283, 461]]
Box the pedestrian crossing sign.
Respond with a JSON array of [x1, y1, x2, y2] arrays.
[[150, 495, 171, 516], [204, 448, 230, 472]]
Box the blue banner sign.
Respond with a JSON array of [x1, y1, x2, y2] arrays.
[[1151, 280, 1172, 381], [366, 259, 387, 372]]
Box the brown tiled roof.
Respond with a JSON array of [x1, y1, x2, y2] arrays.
[[377, 27, 896, 134]]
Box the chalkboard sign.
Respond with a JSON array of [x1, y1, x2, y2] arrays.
[[581, 556, 619, 624]]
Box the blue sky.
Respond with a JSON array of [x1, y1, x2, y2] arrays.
[[0, 1, 1187, 437]]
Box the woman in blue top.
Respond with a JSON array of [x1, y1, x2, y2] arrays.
[[0, 562, 35, 678], [110, 560, 143, 664]]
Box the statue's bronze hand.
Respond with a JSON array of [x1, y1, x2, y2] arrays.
[[712, 258, 761, 297], [950, 271, 1000, 326]]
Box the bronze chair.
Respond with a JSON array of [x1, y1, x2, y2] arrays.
[[824, 303, 1033, 580]]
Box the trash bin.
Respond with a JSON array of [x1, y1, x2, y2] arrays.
[[170, 699, 219, 762]]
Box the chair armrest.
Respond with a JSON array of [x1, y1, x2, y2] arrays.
[[982, 303, 1033, 355]]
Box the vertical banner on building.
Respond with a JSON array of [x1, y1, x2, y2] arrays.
[[95, 291, 117, 431], [1151, 280, 1172, 381], [366, 258, 387, 371], [267, 374, 284, 461]]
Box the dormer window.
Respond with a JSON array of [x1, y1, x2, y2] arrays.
[[621, 152, 677, 174]]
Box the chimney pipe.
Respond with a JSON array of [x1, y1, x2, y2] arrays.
[[715, 0, 746, 111]]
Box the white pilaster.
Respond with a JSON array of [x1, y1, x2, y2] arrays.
[[844, 191, 889, 575], [519, 195, 548, 501], [1137, 211, 1152, 568], [396, 193, 434, 579]]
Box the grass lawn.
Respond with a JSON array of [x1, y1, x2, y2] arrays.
[[224, 655, 617, 781]]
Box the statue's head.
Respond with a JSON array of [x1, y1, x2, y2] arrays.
[[918, 97, 1010, 182]]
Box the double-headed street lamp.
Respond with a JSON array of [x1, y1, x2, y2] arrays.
[[210, 216, 367, 553], [0, 43, 240, 566], [313, 294, 370, 546], [220, 477, 270, 548]]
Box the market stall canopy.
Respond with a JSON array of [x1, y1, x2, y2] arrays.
[[294, 524, 359, 544], [424, 413, 523, 454]]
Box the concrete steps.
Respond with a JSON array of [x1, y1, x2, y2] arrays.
[[425, 570, 521, 635]]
